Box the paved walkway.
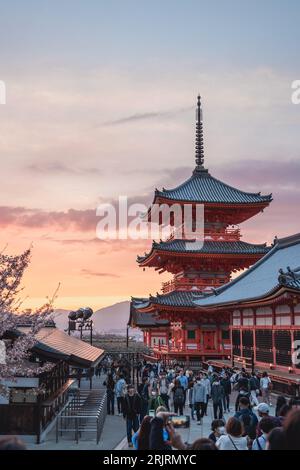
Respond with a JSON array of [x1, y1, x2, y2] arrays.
[[27, 375, 126, 450], [116, 390, 278, 450], [26, 374, 278, 450]]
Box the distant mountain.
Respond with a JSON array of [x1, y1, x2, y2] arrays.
[[53, 300, 141, 338]]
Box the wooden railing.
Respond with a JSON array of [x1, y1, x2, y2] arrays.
[[167, 226, 241, 242], [153, 343, 231, 355], [162, 276, 229, 294]]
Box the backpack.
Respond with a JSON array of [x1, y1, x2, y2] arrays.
[[174, 387, 185, 404], [239, 412, 256, 440]]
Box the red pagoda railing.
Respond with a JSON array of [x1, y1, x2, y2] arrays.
[[162, 276, 229, 294], [167, 226, 241, 242], [153, 343, 230, 355]]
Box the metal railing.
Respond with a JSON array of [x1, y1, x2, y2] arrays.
[[56, 389, 107, 444]]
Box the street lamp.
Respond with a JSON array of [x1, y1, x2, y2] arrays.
[[68, 307, 94, 345]]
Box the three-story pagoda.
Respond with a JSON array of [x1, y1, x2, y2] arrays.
[[129, 96, 272, 362]]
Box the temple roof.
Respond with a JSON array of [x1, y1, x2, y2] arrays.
[[129, 298, 170, 326], [194, 233, 300, 307], [132, 234, 300, 312], [16, 326, 104, 368], [148, 290, 197, 308], [137, 239, 270, 262], [154, 169, 272, 205]]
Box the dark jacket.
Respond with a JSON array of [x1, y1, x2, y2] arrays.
[[220, 378, 231, 395], [235, 408, 258, 439], [149, 417, 172, 451], [122, 393, 142, 419], [249, 376, 260, 391], [211, 383, 224, 404]]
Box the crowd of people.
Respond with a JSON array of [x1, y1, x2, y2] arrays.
[[103, 358, 300, 450]]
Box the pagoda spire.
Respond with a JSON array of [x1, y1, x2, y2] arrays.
[[194, 94, 205, 172]]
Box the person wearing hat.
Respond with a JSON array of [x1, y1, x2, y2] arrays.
[[255, 403, 282, 437]]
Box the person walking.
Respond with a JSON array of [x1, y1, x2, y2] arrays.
[[249, 372, 260, 407], [192, 377, 206, 425], [220, 373, 231, 413], [211, 376, 224, 420], [104, 373, 115, 415], [173, 379, 185, 415], [177, 370, 188, 406], [158, 372, 170, 410], [188, 380, 195, 420], [123, 385, 142, 448], [201, 372, 211, 416], [234, 396, 258, 441], [260, 372, 272, 406], [115, 374, 126, 415], [138, 377, 150, 421]]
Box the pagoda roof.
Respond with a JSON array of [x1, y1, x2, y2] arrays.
[[193, 233, 300, 308], [129, 298, 170, 326], [146, 290, 197, 308], [154, 168, 272, 205], [137, 239, 270, 263], [132, 234, 300, 312]]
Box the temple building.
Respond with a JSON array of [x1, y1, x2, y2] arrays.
[[129, 96, 272, 361], [0, 322, 104, 443], [195, 233, 300, 375]]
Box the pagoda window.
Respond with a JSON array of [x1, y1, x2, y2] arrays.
[[275, 305, 291, 326], [233, 310, 241, 326], [242, 308, 254, 326], [256, 307, 272, 326], [187, 330, 196, 340]]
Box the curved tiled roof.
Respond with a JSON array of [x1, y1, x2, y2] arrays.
[[16, 327, 104, 367], [129, 299, 170, 327], [154, 168, 272, 205], [138, 239, 270, 262], [149, 290, 197, 307], [194, 233, 300, 307]]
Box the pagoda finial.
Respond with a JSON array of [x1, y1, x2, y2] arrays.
[[194, 94, 205, 171]]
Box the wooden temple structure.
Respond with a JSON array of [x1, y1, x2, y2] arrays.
[[195, 233, 300, 375], [0, 323, 104, 443], [129, 96, 273, 362]]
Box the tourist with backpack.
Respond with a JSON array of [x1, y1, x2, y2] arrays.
[[235, 385, 251, 412], [173, 379, 185, 415], [252, 417, 276, 450], [234, 396, 258, 441], [148, 390, 165, 412]]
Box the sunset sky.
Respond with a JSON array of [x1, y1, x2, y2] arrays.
[[0, 0, 299, 310]]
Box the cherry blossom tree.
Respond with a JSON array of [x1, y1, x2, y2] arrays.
[[0, 248, 56, 395]]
